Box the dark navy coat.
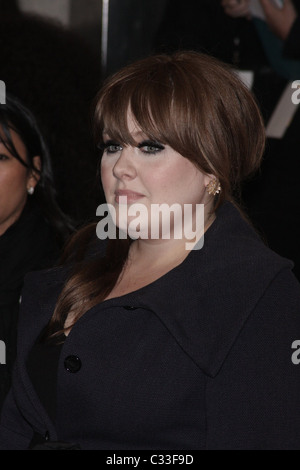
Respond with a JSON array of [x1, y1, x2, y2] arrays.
[[1, 202, 300, 449]]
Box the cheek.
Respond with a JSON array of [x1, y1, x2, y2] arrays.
[[100, 161, 116, 199], [100, 162, 110, 189], [156, 163, 207, 203], [148, 162, 188, 191], [0, 167, 28, 215], [0, 166, 28, 190]]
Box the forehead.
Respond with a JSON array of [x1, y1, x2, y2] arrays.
[[102, 109, 153, 143], [126, 111, 143, 134], [0, 123, 7, 141]]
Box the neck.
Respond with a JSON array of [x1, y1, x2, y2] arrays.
[[128, 207, 216, 269]]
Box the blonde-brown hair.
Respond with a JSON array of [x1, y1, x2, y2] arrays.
[[44, 51, 265, 339]]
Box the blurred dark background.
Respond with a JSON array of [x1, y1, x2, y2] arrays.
[[0, 0, 169, 226]]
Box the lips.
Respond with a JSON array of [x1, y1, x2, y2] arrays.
[[115, 189, 145, 203]]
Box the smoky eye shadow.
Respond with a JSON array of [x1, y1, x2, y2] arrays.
[[137, 140, 165, 150]]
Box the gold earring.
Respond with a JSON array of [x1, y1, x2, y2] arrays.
[[206, 178, 221, 196]]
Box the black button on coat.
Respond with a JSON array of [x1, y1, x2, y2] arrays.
[[64, 356, 81, 373]]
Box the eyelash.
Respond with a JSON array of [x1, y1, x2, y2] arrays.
[[139, 141, 165, 155], [101, 140, 165, 156], [0, 154, 9, 161], [102, 142, 123, 154]]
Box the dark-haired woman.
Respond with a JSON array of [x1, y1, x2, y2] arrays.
[[0, 95, 74, 412], [0, 52, 300, 450]]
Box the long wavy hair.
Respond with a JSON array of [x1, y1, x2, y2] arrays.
[[0, 94, 74, 246], [44, 50, 266, 339]]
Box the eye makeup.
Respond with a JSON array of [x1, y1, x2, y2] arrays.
[[100, 140, 123, 154], [137, 140, 165, 155], [99, 139, 165, 156]]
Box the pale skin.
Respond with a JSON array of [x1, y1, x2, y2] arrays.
[[64, 113, 217, 333], [100, 112, 216, 299], [221, 0, 298, 40], [0, 126, 41, 236]]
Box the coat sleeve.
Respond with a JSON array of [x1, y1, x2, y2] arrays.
[[0, 389, 34, 449], [205, 268, 300, 450], [0, 269, 60, 450]]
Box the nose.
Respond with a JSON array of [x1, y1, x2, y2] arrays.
[[113, 146, 137, 181]]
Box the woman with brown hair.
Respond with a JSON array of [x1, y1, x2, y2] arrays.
[[0, 51, 300, 450]]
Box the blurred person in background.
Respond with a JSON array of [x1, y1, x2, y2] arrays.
[[0, 95, 74, 412], [222, 0, 300, 59], [0, 0, 102, 225], [155, 0, 300, 279], [221, 0, 300, 280]]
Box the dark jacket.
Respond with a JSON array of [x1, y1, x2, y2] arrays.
[[1, 202, 300, 450], [0, 201, 60, 412]]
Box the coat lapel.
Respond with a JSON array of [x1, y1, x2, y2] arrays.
[[122, 203, 292, 377]]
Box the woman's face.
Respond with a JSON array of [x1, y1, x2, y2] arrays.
[[100, 112, 214, 241], [0, 126, 35, 235]]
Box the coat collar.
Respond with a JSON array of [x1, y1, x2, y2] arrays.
[[20, 202, 293, 380], [106, 202, 292, 377]]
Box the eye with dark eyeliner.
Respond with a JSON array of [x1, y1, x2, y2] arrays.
[[137, 140, 165, 155], [102, 140, 123, 154]]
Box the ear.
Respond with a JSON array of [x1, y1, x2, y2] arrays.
[[204, 173, 216, 188], [27, 155, 42, 190]]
